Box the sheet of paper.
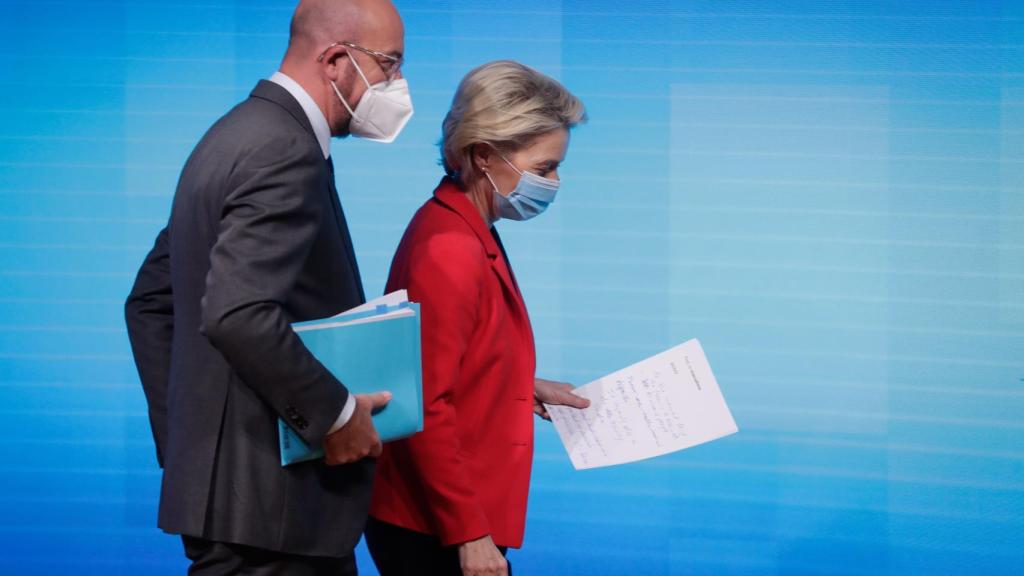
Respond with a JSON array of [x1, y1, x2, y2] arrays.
[[332, 290, 409, 317], [545, 338, 738, 470]]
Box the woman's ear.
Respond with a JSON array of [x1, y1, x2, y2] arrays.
[[471, 142, 495, 172]]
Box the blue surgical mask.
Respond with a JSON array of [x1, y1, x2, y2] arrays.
[[484, 154, 560, 221]]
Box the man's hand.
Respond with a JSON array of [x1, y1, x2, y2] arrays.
[[533, 378, 590, 420], [322, 391, 391, 466], [458, 534, 508, 576]]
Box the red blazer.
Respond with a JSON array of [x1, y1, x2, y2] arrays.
[[369, 177, 537, 548]]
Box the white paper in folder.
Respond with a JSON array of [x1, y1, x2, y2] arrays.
[[545, 338, 738, 470]]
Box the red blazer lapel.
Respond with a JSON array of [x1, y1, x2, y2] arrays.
[[432, 179, 525, 308]]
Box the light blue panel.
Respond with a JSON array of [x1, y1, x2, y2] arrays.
[[1, 0, 1022, 574]]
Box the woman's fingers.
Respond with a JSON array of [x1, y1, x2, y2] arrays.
[[535, 379, 591, 410], [554, 384, 590, 409]]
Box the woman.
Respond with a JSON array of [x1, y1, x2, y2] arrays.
[[365, 61, 589, 576]]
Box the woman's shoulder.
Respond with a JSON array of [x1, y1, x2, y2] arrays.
[[401, 199, 488, 265], [388, 206, 488, 295]]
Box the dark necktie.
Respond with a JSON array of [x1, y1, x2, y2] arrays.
[[325, 156, 366, 302]]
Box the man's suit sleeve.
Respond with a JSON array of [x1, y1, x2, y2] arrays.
[[125, 226, 173, 467], [387, 231, 491, 546], [200, 137, 348, 446]]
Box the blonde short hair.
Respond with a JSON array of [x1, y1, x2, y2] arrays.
[[440, 60, 587, 184]]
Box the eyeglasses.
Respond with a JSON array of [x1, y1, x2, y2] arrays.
[[317, 41, 403, 83]]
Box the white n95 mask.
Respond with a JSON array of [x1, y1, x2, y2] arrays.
[[332, 54, 413, 143]]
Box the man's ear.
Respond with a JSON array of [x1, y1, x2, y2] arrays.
[[320, 45, 350, 83], [471, 142, 495, 172]]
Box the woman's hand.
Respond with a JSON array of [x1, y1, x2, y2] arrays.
[[533, 378, 591, 420], [458, 534, 508, 576]]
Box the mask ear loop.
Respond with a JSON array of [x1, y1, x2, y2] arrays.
[[481, 139, 520, 175], [498, 153, 524, 176], [347, 50, 374, 90], [331, 80, 358, 119], [495, 147, 559, 187], [479, 142, 521, 199], [502, 151, 560, 189], [481, 141, 525, 178], [482, 169, 503, 196], [331, 50, 374, 121]]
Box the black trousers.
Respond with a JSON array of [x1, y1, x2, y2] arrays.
[[364, 517, 512, 576], [182, 535, 358, 576]]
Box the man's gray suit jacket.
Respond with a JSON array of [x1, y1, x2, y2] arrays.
[[125, 80, 370, 558]]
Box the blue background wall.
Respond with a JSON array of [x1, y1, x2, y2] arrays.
[[1, 0, 1023, 574]]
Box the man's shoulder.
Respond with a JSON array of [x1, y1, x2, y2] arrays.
[[180, 93, 321, 178], [210, 93, 316, 151]]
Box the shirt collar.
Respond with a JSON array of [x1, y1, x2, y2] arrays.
[[268, 71, 332, 159]]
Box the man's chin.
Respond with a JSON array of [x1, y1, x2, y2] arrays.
[[334, 121, 353, 139]]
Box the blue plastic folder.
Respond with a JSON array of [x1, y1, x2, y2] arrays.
[[278, 296, 423, 465]]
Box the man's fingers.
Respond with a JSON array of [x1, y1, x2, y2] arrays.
[[369, 439, 383, 458], [325, 453, 348, 467], [360, 391, 393, 411]]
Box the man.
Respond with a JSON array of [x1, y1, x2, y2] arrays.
[[124, 1, 412, 573]]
